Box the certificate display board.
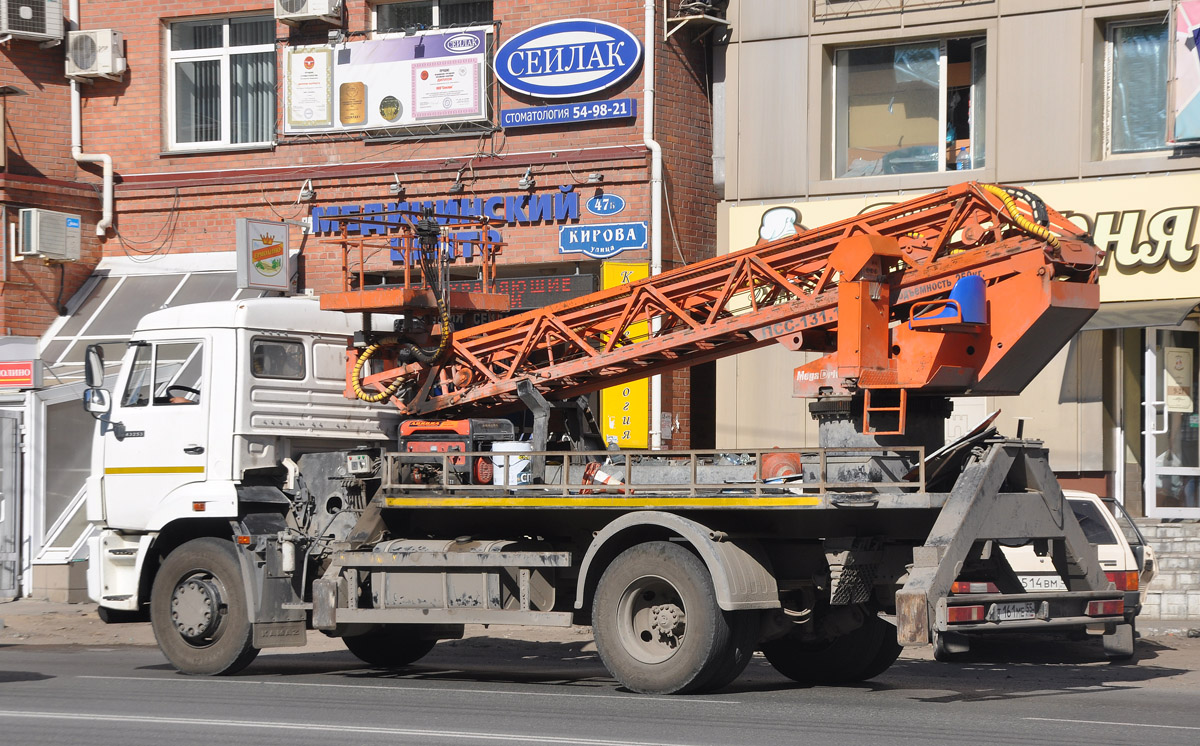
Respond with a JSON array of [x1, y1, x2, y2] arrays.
[[285, 29, 491, 134]]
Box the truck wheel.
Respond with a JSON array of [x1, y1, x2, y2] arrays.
[[761, 615, 898, 684], [592, 541, 733, 694], [150, 538, 259, 675], [342, 625, 438, 668]]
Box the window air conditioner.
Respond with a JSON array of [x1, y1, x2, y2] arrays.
[[0, 0, 65, 42], [66, 29, 126, 80], [19, 209, 82, 262], [275, 0, 342, 26]]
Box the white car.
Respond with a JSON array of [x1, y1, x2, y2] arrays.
[[968, 491, 1156, 625]]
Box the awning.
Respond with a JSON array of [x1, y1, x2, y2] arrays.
[[1082, 297, 1200, 331]]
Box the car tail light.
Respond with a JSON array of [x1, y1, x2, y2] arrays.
[[951, 581, 999, 594], [1085, 599, 1124, 617], [947, 605, 986, 623], [1105, 571, 1138, 592]]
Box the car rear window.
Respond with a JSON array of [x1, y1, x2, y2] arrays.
[[1069, 500, 1118, 545]]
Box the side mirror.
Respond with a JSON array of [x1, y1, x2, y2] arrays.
[[84, 388, 111, 415], [85, 344, 105, 389]]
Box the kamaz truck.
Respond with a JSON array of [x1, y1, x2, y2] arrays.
[[83, 184, 1133, 694]]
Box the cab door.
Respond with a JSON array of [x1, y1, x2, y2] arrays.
[[101, 338, 210, 530]]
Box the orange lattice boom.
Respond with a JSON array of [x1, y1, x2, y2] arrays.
[[345, 182, 1102, 420]]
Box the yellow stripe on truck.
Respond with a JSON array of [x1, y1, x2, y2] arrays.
[[104, 466, 206, 475], [385, 495, 822, 508]]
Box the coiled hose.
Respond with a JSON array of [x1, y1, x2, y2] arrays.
[[351, 214, 454, 403], [981, 183, 1060, 249]]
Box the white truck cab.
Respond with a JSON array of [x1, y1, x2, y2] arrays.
[[85, 297, 396, 611]]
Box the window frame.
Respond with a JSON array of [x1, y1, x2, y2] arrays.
[[1103, 16, 1170, 159], [831, 35, 986, 179], [372, 0, 493, 37], [165, 14, 277, 153]]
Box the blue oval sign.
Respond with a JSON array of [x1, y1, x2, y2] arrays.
[[586, 193, 626, 216], [445, 33, 481, 55], [494, 19, 643, 99]]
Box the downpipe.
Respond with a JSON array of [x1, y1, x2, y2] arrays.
[[645, 0, 664, 449], [68, 0, 113, 236]]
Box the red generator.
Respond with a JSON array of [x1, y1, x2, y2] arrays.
[[398, 419, 516, 485]]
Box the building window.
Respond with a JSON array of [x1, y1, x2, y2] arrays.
[[167, 15, 276, 151], [834, 37, 985, 178], [376, 1, 493, 34], [1106, 19, 1169, 155]]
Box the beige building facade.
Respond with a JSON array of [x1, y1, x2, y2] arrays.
[[715, 0, 1200, 520]]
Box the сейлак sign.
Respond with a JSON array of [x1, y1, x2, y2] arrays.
[[493, 19, 642, 99]]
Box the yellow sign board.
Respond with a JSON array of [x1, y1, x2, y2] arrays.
[[600, 262, 649, 448]]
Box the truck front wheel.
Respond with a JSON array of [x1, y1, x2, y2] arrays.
[[342, 625, 438, 668], [592, 541, 739, 694], [150, 538, 259, 675]]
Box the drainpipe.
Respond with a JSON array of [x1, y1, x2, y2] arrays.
[[68, 0, 113, 236], [644, 0, 664, 449]]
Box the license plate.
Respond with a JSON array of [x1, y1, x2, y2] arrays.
[[991, 601, 1037, 621], [1017, 574, 1067, 592]]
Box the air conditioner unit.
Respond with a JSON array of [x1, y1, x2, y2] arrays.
[[66, 29, 126, 80], [275, 0, 341, 26], [19, 208, 81, 262], [0, 0, 65, 43]]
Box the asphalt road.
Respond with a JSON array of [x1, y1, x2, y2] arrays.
[[1, 629, 1199, 746]]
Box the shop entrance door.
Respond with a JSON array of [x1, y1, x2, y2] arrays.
[[0, 411, 21, 600], [1144, 323, 1200, 518]]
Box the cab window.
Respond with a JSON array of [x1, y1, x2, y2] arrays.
[[121, 341, 204, 407], [251, 338, 305, 380]]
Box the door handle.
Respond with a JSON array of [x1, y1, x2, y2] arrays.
[[184, 445, 205, 455]]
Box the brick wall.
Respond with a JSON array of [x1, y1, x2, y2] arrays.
[[1137, 520, 1200, 623], [0, 37, 103, 336]]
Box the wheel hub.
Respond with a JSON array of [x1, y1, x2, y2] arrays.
[[650, 603, 685, 640], [171, 576, 222, 641], [617, 577, 688, 665]]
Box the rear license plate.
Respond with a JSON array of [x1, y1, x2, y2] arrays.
[[1018, 574, 1067, 592], [991, 601, 1037, 621]]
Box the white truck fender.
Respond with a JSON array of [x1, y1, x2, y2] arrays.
[[573, 511, 780, 612]]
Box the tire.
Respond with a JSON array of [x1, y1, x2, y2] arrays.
[[150, 538, 259, 675], [761, 614, 897, 684], [592, 541, 733, 694], [698, 610, 760, 692], [342, 625, 438, 668]]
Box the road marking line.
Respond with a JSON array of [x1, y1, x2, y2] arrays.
[[78, 675, 742, 705], [0, 710, 692, 746], [1024, 717, 1200, 732]]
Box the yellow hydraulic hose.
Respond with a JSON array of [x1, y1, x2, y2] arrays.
[[351, 338, 405, 403], [981, 183, 1060, 249]]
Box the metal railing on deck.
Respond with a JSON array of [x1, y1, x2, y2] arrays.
[[380, 446, 926, 498]]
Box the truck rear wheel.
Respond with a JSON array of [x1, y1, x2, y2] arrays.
[[761, 614, 899, 684], [342, 625, 438, 668], [150, 538, 259, 675], [592, 541, 737, 694]]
